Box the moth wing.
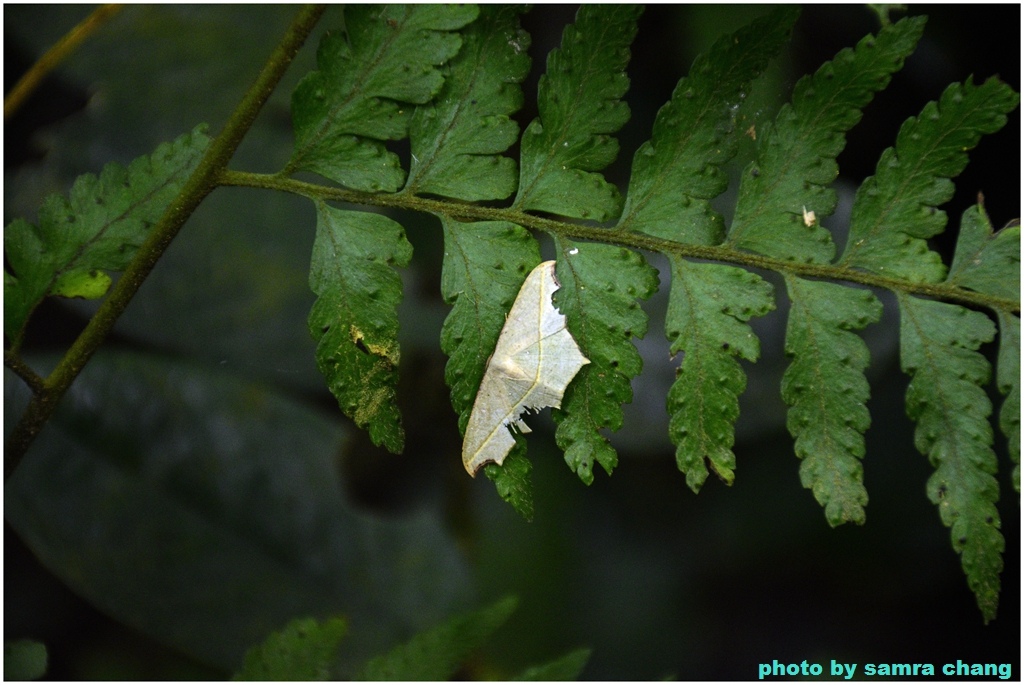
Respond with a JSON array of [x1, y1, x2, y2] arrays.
[[460, 261, 589, 476]]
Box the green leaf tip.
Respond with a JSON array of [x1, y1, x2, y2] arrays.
[[552, 243, 659, 485], [841, 76, 1020, 281], [730, 15, 926, 262], [783, 277, 882, 526], [620, 6, 799, 244], [4, 125, 210, 350], [235, 616, 347, 681], [289, 4, 479, 191], [948, 203, 1021, 300], [666, 260, 775, 491], [308, 202, 413, 453], [514, 647, 592, 681], [515, 5, 643, 222], [406, 5, 531, 201], [486, 448, 534, 522], [355, 596, 518, 680], [899, 294, 1003, 622]]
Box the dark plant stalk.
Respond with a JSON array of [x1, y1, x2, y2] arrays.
[[4, 4, 124, 120]]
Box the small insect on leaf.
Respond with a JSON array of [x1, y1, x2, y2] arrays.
[[802, 205, 817, 227], [462, 261, 590, 475]]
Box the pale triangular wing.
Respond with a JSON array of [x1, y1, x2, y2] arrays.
[[461, 261, 590, 475]]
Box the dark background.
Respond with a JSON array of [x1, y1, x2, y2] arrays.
[[5, 5, 1020, 680]]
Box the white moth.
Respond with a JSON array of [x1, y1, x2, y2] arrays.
[[462, 260, 590, 475]]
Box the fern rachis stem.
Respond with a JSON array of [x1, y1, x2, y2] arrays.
[[218, 169, 1020, 317]]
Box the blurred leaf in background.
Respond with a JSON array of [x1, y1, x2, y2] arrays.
[[235, 616, 347, 681], [4, 639, 48, 680], [5, 351, 471, 676]]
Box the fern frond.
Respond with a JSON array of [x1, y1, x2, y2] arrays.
[[665, 261, 775, 491], [3, 125, 209, 350], [485, 450, 534, 522], [307, 201, 412, 453], [616, 9, 793, 489], [898, 294, 1002, 622], [437, 218, 540, 519], [729, 16, 926, 261], [782, 277, 882, 525], [513, 5, 642, 221], [6, 2, 1020, 642], [619, 7, 799, 244], [506, 6, 658, 487], [550, 242, 659, 484], [839, 77, 1020, 280], [996, 311, 1020, 492], [355, 596, 517, 680], [288, 5, 478, 191], [404, 6, 530, 201]]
